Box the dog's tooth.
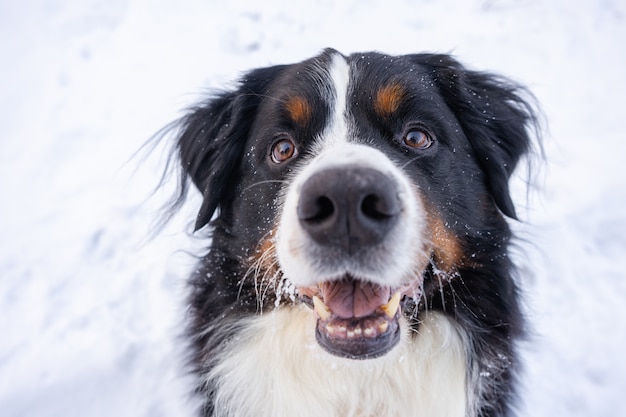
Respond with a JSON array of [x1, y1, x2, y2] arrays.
[[380, 292, 401, 319], [378, 320, 389, 334], [313, 296, 331, 321], [335, 323, 347, 338], [353, 326, 362, 337], [363, 325, 376, 338]]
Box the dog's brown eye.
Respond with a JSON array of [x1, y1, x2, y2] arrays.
[[403, 129, 432, 150], [271, 137, 298, 163]]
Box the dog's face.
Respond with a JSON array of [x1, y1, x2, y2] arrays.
[[176, 49, 533, 360]]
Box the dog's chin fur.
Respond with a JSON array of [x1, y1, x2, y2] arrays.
[[205, 308, 468, 417], [161, 48, 539, 417]]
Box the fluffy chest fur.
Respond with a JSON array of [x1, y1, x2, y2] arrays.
[[206, 309, 468, 417]]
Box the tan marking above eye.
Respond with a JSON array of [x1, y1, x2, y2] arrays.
[[285, 96, 312, 126], [374, 83, 405, 116]]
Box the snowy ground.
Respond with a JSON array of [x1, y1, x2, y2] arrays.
[[1, 0, 625, 416]]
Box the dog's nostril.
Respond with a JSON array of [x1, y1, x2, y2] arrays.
[[361, 194, 394, 220], [306, 196, 335, 223]]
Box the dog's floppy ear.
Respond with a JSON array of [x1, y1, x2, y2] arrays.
[[176, 65, 286, 231], [420, 55, 538, 219]]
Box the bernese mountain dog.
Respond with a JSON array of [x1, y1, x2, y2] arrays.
[[163, 48, 538, 417]]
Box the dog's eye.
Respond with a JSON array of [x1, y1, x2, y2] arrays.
[[271, 137, 298, 163], [403, 128, 433, 150]]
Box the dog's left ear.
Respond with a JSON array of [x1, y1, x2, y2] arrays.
[[420, 55, 538, 219], [174, 65, 286, 231]]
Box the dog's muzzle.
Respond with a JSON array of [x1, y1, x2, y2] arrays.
[[294, 166, 410, 359]]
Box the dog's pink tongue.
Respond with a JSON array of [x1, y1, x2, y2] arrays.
[[321, 280, 390, 319]]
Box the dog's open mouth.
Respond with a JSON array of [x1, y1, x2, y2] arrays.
[[298, 275, 420, 359]]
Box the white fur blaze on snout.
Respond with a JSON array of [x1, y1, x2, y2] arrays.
[[275, 143, 429, 289]]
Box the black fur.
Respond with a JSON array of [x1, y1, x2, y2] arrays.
[[163, 49, 538, 416]]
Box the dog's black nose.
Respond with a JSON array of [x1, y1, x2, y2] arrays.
[[297, 166, 401, 253]]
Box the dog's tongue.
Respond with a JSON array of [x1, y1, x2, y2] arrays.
[[320, 279, 391, 319]]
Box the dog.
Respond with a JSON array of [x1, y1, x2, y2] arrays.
[[163, 48, 538, 417]]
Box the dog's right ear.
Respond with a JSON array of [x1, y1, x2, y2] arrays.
[[175, 65, 286, 231]]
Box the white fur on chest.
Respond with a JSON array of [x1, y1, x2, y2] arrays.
[[204, 307, 468, 417]]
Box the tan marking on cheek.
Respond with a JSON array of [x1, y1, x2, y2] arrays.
[[374, 83, 405, 116], [252, 229, 280, 276], [285, 96, 311, 127], [245, 226, 291, 309], [427, 212, 465, 272]]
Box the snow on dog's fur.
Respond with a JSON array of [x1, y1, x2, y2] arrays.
[[162, 49, 539, 417]]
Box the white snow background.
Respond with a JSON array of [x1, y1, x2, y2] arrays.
[[1, 0, 625, 416]]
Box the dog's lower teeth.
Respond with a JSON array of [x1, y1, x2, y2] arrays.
[[324, 318, 391, 340]]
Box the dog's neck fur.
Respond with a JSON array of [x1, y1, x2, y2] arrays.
[[203, 307, 470, 417]]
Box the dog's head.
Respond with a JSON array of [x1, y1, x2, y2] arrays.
[[172, 49, 536, 360]]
